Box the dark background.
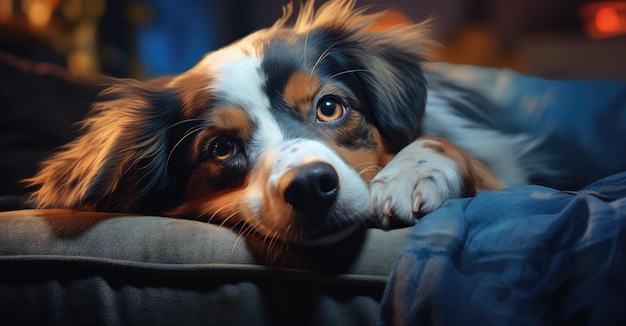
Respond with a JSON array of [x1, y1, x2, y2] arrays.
[[1, 0, 625, 80]]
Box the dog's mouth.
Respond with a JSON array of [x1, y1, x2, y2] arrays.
[[295, 223, 364, 246]]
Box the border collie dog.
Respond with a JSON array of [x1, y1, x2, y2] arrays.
[[27, 0, 543, 245]]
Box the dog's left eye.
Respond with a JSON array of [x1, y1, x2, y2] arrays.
[[208, 136, 241, 161], [316, 97, 348, 122]]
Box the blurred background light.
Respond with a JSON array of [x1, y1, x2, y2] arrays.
[[0, 0, 624, 80], [581, 1, 626, 38]]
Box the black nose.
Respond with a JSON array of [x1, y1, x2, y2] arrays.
[[282, 162, 339, 215]]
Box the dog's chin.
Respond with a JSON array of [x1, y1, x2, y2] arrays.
[[246, 208, 370, 246], [295, 222, 364, 246]]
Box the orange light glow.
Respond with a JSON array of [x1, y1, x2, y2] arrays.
[[27, 1, 52, 27], [596, 7, 620, 32], [581, 1, 626, 38], [0, 0, 12, 21]]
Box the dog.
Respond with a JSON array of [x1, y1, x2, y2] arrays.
[[26, 0, 544, 245]]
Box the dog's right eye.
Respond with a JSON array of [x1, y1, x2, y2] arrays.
[[316, 96, 348, 122], [207, 135, 241, 161]]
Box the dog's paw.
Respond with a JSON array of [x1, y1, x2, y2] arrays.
[[369, 138, 463, 228]]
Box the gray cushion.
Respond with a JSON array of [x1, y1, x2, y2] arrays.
[[0, 209, 409, 325]]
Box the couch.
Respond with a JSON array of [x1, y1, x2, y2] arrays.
[[1, 52, 625, 325]]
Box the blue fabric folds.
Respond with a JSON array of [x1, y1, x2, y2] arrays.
[[379, 172, 626, 325]]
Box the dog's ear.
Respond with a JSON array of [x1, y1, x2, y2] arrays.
[[350, 29, 430, 153], [290, 1, 433, 152], [27, 78, 190, 213], [345, 14, 432, 153]]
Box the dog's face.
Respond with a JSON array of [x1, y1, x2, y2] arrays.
[[28, 0, 432, 244]]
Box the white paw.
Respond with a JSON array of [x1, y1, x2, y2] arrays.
[[369, 139, 463, 228]]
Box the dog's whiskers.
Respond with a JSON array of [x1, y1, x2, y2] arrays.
[[310, 41, 339, 75], [218, 211, 239, 228], [311, 51, 333, 75], [234, 220, 253, 239], [165, 126, 204, 174], [353, 161, 379, 170], [168, 118, 204, 129], [232, 221, 255, 253], [303, 30, 310, 70], [358, 165, 383, 177], [196, 200, 242, 224], [329, 69, 370, 79], [262, 230, 281, 262], [352, 162, 382, 178], [260, 228, 274, 258]]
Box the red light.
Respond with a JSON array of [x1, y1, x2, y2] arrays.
[[581, 1, 626, 38], [595, 7, 620, 32]]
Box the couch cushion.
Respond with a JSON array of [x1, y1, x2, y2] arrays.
[[0, 209, 409, 324]]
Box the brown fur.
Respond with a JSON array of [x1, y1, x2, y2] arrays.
[[421, 136, 503, 194], [283, 72, 322, 110]]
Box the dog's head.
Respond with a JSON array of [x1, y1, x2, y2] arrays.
[[28, 0, 432, 244]]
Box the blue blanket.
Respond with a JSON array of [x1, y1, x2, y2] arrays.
[[380, 171, 626, 325], [380, 65, 626, 325]]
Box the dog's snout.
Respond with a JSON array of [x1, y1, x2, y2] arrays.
[[282, 162, 339, 215]]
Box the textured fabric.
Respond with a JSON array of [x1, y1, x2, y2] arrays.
[[0, 209, 409, 274], [0, 261, 383, 325], [380, 172, 626, 325], [0, 209, 409, 325]]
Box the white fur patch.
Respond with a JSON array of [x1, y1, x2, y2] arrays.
[[197, 47, 270, 113]]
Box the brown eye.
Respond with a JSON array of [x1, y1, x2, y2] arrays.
[[316, 97, 347, 122], [209, 136, 240, 161]]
